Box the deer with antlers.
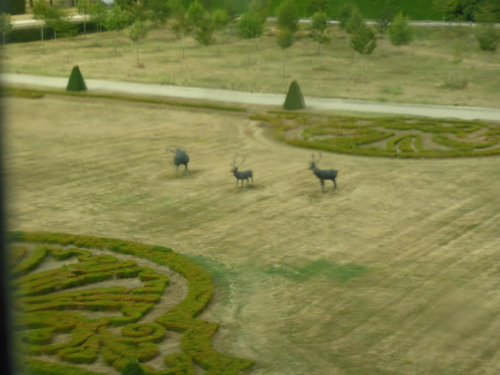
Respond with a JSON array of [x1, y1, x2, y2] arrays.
[[309, 152, 338, 192], [166, 148, 190, 172], [230, 154, 253, 188]]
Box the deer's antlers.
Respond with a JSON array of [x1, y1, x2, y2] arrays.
[[230, 154, 247, 168], [311, 152, 322, 163]]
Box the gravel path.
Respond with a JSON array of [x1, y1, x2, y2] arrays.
[[3, 73, 500, 121]]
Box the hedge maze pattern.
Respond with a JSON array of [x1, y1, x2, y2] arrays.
[[252, 112, 500, 158], [8, 232, 254, 375]]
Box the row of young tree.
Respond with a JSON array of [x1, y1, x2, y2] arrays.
[[1, 0, 497, 67]]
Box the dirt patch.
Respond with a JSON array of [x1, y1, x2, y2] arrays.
[[5, 96, 500, 375]]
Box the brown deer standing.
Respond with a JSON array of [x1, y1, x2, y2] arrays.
[[230, 155, 253, 188], [309, 153, 338, 192]]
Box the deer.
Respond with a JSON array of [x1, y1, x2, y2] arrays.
[[309, 152, 338, 193], [166, 148, 189, 172], [230, 154, 253, 188]]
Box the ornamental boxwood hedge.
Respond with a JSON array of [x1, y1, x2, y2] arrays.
[[9, 231, 254, 375], [255, 112, 500, 158]]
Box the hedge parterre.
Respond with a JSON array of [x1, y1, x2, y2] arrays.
[[8, 231, 254, 375]]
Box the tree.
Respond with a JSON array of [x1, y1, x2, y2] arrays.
[[211, 8, 229, 54], [433, 0, 484, 21], [147, 0, 171, 25], [44, 6, 76, 41], [277, 27, 294, 76], [277, 0, 299, 33], [187, 0, 205, 27], [338, 3, 357, 29], [89, 1, 107, 33], [0, 13, 12, 47], [350, 23, 377, 78], [248, 0, 269, 20], [170, 0, 192, 59], [345, 8, 364, 35], [311, 11, 329, 67], [77, 0, 91, 37], [376, 0, 399, 33], [238, 11, 265, 64], [388, 12, 414, 46], [103, 6, 134, 54], [129, 20, 148, 66], [307, 0, 329, 14], [32, 0, 49, 43], [194, 17, 214, 45]]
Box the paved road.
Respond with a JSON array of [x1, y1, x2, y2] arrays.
[[2, 73, 500, 121]]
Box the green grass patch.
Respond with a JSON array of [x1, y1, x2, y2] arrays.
[[3, 86, 247, 113], [265, 259, 367, 283]]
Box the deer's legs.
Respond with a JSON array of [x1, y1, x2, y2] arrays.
[[333, 179, 337, 190], [320, 179, 325, 193]]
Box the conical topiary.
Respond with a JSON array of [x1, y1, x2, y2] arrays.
[[283, 80, 305, 110], [66, 65, 87, 91], [121, 359, 145, 375]]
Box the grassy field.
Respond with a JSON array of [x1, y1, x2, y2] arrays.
[[5, 94, 500, 375], [3, 20, 500, 108]]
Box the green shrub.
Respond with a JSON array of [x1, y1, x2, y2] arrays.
[[121, 359, 145, 375], [66, 66, 87, 92], [388, 12, 414, 46], [442, 70, 469, 89], [474, 24, 500, 51], [284, 80, 306, 110]]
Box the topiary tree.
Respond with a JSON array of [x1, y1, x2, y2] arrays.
[[66, 65, 87, 92], [388, 12, 414, 46], [284, 80, 305, 110], [121, 359, 145, 375]]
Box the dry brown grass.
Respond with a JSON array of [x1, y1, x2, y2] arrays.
[[3, 22, 500, 108], [5, 95, 500, 374]]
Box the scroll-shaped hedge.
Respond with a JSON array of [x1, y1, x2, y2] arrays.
[[9, 231, 254, 375]]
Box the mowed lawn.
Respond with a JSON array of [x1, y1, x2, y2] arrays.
[[4, 95, 500, 375]]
